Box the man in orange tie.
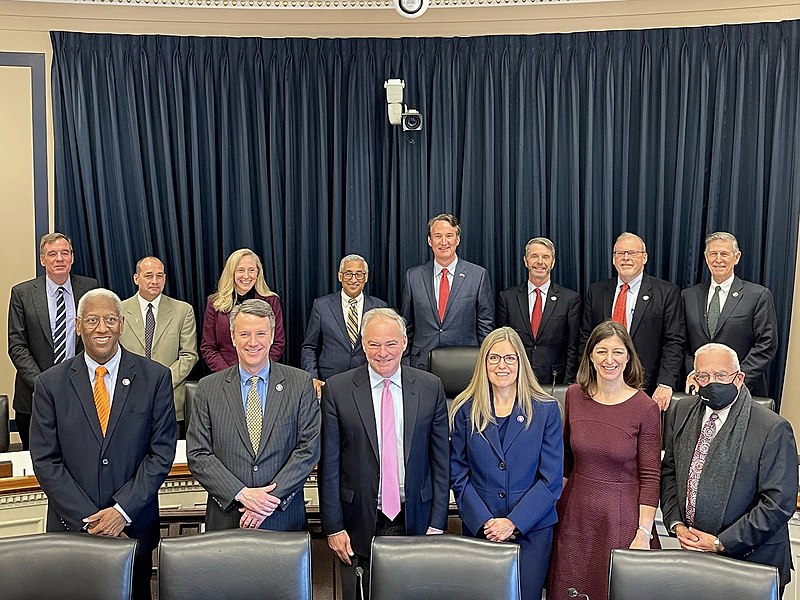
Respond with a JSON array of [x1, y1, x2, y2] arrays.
[[30, 288, 177, 600], [580, 232, 684, 410], [400, 213, 494, 369]]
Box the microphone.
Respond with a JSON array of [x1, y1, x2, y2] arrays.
[[567, 588, 590, 600], [355, 566, 365, 600]]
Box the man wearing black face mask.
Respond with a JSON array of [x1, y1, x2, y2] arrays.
[[661, 343, 798, 594]]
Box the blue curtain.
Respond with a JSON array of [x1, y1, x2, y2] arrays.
[[51, 25, 800, 404]]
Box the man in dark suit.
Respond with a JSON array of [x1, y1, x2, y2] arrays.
[[581, 232, 684, 409], [8, 232, 98, 449], [301, 254, 387, 398], [187, 299, 320, 532], [120, 256, 198, 437], [30, 289, 177, 600], [400, 213, 494, 369], [498, 237, 581, 385], [319, 308, 450, 600], [682, 232, 777, 397], [661, 343, 797, 592]]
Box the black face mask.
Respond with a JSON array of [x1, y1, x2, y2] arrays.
[[698, 382, 739, 410]]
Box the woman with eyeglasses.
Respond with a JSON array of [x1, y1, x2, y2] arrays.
[[450, 327, 563, 599], [201, 248, 285, 371], [548, 320, 661, 600]]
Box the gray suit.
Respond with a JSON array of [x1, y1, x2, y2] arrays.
[[400, 259, 494, 369], [187, 363, 321, 531], [120, 294, 199, 421]]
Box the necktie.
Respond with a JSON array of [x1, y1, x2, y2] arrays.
[[93, 365, 110, 435], [530, 288, 542, 338], [245, 376, 263, 453], [380, 379, 401, 521], [707, 285, 722, 338], [612, 282, 630, 328], [685, 412, 719, 526], [53, 286, 67, 364], [438, 268, 450, 322], [346, 298, 359, 348], [144, 303, 155, 359]]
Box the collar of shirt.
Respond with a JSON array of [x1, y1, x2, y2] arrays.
[[84, 346, 123, 405], [707, 273, 735, 306], [368, 364, 403, 389], [703, 398, 735, 431], [341, 290, 364, 310], [46, 275, 74, 298], [527, 279, 551, 314], [137, 292, 162, 321], [434, 256, 458, 278], [239, 362, 271, 412], [617, 271, 644, 295]]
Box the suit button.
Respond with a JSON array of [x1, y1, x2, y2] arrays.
[[498, 462, 506, 470], [102, 459, 109, 465], [253, 466, 259, 472], [498, 491, 506, 498]]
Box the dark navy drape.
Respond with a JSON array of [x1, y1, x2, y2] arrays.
[[51, 25, 800, 403]]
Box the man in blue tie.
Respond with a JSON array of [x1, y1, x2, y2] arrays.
[[7, 232, 98, 449]]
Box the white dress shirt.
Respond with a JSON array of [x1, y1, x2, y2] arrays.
[[136, 292, 162, 322], [433, 257, 458, 304], [527, 279, 551, 320], [706, 273, 735, 314]]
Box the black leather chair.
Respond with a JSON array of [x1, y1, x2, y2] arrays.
[[158, 529, 311, 600], [671, 391, 774, 412], [0, 532, 137, 600], [548, 384, 569, 425], [428, 346, 480, 410], [370, 535, 521, 600], [608, 548, 779, 600], [0, 394, 9, 452], [183, 381, 198, 431]]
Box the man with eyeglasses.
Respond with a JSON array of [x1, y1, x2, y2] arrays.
[[682, 231, 777, 398], [498, 237, 581, 385], [301, 254, 388, 398], [7, 232, 98, 449], [661, 342, 797, 595], [30, 288, 177, 600], [581, 232, 684, 410], [401, 213, 494, 370]]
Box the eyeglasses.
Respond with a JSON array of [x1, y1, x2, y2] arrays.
[[487, 353, 519, 366], [612, 250, 644, 258], [341, 271, 366, 281], [80, 315, 121, 328], [693, 371, 739, 386]]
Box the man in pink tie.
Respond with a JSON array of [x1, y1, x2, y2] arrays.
[[319, 307, 450, 600], [400, 213, 494, 370]]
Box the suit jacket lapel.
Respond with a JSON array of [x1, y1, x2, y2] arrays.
[[400, 369, 420, 466], [223, 369, 254, 456], [152, 296, 174, 348], [421, 263, 440, 325], [33, 278, 54, 346], [629, 275, 652, 337], [357, 295, 380, 353], [327, 294, 349, 341], [715, 277, 744, 335], [513, 284, 534, 344], [695, 283, 711, 339], [484, 421, 505, 461], [104, 351, 135, 446], [601, 278, 616, 320], [69, 354, 104, 444], [539, 283, 559, 334], [352, 368, 379, 462], [123, 300, 146, 348], [258, 363, 286, 457], [443, 262, 468, 321], [501, 404, 526, 452]]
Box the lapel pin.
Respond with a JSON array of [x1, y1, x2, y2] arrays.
[[732, 291, 739, 297], [122, 378, 131, 386], [551, 296, 557, 301], [459, 273, 465, 278], [516, 415, 525, 423], [276, 384, 284, 392], [642, 295, 650, 301]]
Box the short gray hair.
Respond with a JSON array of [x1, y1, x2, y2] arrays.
[[229, 299, 276, 334], [694, 343, 741, 372], [524, 237, 556, 259], [339, 254, 369, 276], [705, 231, 740, 254], [77, 288, 123, 318], [614, 232, 647, 253], [39, 232, 73, 256], [362, 308, 406, 338]]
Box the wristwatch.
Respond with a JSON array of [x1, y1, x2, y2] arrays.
[[713, 537, 724, 553]]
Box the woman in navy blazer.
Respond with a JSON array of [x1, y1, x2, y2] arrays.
[[450, 327, 564, 599]]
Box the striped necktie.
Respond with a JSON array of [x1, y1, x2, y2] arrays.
[[53, 287, 67, 364], [346, 298, 359, 348]]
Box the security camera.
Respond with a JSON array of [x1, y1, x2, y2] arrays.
[[402, 108, 423, 131], [384, 79, 404, 104]]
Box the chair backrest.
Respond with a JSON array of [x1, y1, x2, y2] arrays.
[[608, 549, 779, 600], [158, 529, 311, 600], [370, 535, 520, 600], [671, 391, 775, 412], [0, 394, 9, 452], [183, 381, 198, 429], [428, 346, 480, 409], [0, 532, 137, 600]]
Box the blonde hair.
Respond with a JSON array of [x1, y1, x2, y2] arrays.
[[211, 248, 276, 313], [449, 327, 552, 433]]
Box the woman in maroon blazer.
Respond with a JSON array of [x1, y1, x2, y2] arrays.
[[201, 248, 285, 370]]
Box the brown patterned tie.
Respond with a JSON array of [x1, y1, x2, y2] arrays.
[[245, 376, 262, 453], [685, 412, 719, 526]]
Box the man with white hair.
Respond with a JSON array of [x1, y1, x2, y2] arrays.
[[661, 342, 797, 593]]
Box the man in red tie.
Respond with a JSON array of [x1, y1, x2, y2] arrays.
[[581, 232, 684, 409], [319, 308, 450, 600], [400, 213, 495, 370], [497, 237, 581, 385]]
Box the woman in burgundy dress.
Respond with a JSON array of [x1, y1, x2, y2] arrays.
[[548, 320, 661, 600], [201, 248, 285, 370]]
